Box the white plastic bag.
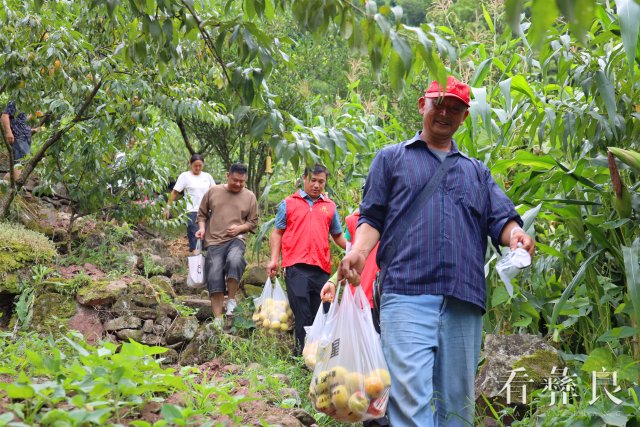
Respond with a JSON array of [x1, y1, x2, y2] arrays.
[[252, 278, 293, 333], [303, 282, 341, 369], [309, 285, 390, 423], [186, 240, 205, 289], [496, 247, 532, 297]]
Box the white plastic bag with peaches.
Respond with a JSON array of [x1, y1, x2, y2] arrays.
[[308, 284, 390, 423]]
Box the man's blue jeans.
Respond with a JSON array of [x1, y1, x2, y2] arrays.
[[380, 294, 483, 427]]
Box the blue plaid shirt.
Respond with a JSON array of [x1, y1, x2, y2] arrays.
[[358, 133, 522, 311]]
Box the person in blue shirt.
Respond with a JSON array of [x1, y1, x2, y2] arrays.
[[1, 101, 42, 181], [339, 76, 535, 427]]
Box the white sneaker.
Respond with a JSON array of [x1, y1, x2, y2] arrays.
[[226, 299, 237, 316]]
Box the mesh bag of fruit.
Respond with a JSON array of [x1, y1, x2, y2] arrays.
[[252, 277, 293, 333], [303, 282, 341, 370], [308, 285, 390, 423]]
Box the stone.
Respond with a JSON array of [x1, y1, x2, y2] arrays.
[[243, 284, 264, 299], [147, 254, 176, 277], [133, 307, 157, 320], [240, 264, 268, 287], [149, 276, 176, 298], [281, 387, 301, 403], [165, 316, 199, 344], [67, 305, 103, 344], [31, 292, 77, 332], [116, 329, 144, 341], [159, 256, 180, 277], [142, 319, 154, 333], [111, 297, 133, 316], [132, 294, 158, 308], [160, 348, 179, 365], [84, 232, 107, 249], [104, 316, 143, 331], [157, 303, 178, 319], [0, 274, 20, 294], [125, 254, 139, 272], [152, 323, 167, 335], [157, 316, 173, 330], [148, 238, 170, 257], [271, 373, 291, 385], [178, 297, 213, 320], [140, 334, 165, 346], [261, 415, 303, 427], [475, 334, 562, 410], [76, 279, 127, 306], [171, 274, 186, 286], [178, 323, 220, 365], [222, 364, 242, 374], [290, 408, 316, 426]]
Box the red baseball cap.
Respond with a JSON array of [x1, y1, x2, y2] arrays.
[[423, 76, 471, 107]]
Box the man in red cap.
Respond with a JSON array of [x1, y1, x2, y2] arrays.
[[339, 76, 535, 426]]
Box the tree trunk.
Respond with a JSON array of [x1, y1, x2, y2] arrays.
[[177, 118, 196, 155]]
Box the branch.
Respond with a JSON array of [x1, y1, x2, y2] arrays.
[[15, 80, 104, 191], [176, 117, 196, 155], [179, 0, 235, 92]]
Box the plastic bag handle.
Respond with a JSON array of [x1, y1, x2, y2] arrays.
[[325, 280, 342, 318], [195, 239, 202, 253]]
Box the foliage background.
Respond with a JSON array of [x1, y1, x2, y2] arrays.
[[1, 0, 640, 425]]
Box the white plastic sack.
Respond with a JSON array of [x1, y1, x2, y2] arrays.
[[496, 247, 532, 297], [303, 282, 341, 369], [252, 278, 293, 333], [186, 240, 205, 289], [309, 285, 390, 423]]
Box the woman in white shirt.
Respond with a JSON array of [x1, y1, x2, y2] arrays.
[[166, 154, 216, 254]]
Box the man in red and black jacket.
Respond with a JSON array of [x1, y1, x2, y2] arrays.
[[267, 164, 347, 353]]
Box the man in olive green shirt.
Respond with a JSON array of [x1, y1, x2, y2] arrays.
[[196, 163, 258, 328]]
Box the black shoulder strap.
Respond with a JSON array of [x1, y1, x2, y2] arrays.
[[378, 154, 457, 286]]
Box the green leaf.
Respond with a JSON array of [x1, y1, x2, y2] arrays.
[[529, 0, 559, 48], [149, 20, 161, 40], [388, 49, 405, 94], [510, 75, 539, 106], [594, 70, 617, 128], [62, 337, 90, 357], [519, 203, 541, 232], [505, 0, 524, 35], [596, 410, 630, 427], [499, 78, 512, 112], [491, 151, 556, 174], [617, 0, 640, 77], [1, 383, 35, 399], [471, 58, 492, 87], [581, 347, 614, 372], [597, 326, 639, 342], [390, 31, 412, 70], [160, 404, 183, 421], [491, 285, 511, 307], [482, 4, 495, 34], [622, 242, 640, 327], [244, 0, 256, 19], [550, 250, 603, 332]]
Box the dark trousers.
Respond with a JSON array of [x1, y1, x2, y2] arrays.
[[284, 263, 329, 354], [186, 212, 199, 251]]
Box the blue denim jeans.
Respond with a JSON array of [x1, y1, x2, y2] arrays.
[[13, 136, 31, 164], [187, 212, 199, 251], [380, 294, 482, 427]]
